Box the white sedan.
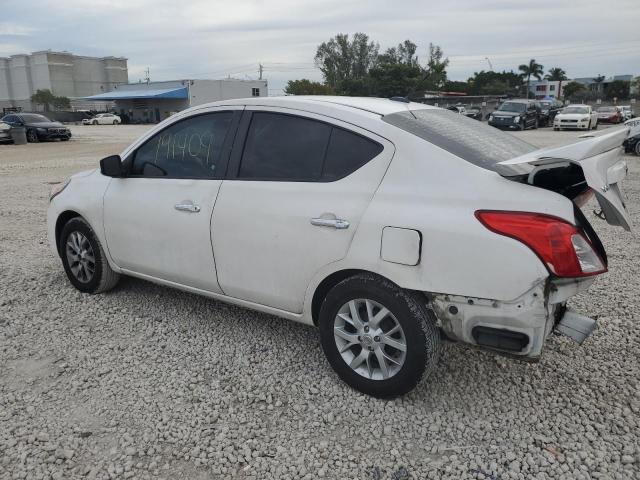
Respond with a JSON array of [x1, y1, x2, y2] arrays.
[[47, 97, 631, 397], [83, 113, 121, 125], [554, 104, 598, 130]]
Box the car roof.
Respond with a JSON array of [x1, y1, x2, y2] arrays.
[[502, 99, 534, 104], [194, 96, 438, 117]]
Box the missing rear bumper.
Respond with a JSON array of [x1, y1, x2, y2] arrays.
[[555, 308, 597, 344]]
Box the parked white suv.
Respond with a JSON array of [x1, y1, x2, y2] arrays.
[[48, 97, 632, 397]]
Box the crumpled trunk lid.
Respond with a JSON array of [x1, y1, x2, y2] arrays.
[[495, 127, 632, 231]]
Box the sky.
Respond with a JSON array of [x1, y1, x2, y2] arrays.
[[1, 0, 639, 94]]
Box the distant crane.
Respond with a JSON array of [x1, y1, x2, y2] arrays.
[[485, 57, 493, 71]]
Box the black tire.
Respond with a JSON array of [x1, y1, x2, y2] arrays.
[[319, 273, 440, 398], [59, 217, 120, 294], [533, 118, 539, 129], [553, 127, 559, 131], [113, 120, 118, 125], [593, 121, 598, 130], [93, 120, 98, 125], [61, 137, 70, 141], [635, 141, 640, 156], [26, 129, 39, 143], [519, 120, 525, 131]]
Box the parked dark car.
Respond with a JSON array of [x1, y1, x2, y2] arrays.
[[0, 113, 71, 142], [463, 106, 483, 121], [595, 106, 622, 124], [623, 119, 640, 156], [488, 99, 539, 130], [535, 99, 563, 126]]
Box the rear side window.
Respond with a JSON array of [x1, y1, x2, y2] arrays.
[[382, 109, 536, 171], [238, 112, 383, 181]]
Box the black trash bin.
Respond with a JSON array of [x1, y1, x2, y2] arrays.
[[11, 126, 27, 145]]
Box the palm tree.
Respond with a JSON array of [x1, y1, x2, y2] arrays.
[[592, 75, 606, 96], [519, 59, 544, 98], [545, 67, 568, 99]]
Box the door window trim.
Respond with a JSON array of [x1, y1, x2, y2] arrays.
[[121, 110, 242, 180], [226, 109, 384, 183]]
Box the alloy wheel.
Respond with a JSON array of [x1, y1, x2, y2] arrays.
[[65, 231, 96, 283], [333, 298, 407, 380]]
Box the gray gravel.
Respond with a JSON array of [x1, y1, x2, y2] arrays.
[[1, 125, 639, 480]]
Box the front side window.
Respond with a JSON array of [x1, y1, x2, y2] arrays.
[[131, 112, 232, 178], [238, 112, 383, 181]]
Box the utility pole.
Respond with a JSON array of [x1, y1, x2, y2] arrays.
[[258, 63, 263, 80]]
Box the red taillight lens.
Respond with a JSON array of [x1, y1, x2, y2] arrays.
[[475, 210, 607, 277]]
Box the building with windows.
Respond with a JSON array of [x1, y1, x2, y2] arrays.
[[84, 79, 268, 123], [528, 80, 565, 100], [0, 50, 128, 111]]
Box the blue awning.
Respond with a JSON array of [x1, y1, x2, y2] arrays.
[[83, 87, 188, 101]]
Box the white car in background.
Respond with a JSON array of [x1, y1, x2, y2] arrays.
[[83, 113, 121, 125], [48, 97, 631, 397], [0, 121, 11, 143], [554, 104, 598, 130], [619, 105, 634, 121]]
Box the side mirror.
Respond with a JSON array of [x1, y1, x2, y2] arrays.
[[100, 155, 124, 177]]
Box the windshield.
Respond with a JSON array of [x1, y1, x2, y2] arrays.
[[597, 107, 615, 112], [497, 102, 526, 113], [21, 114, 51, 123], [382, 108, 536, 171], [562, 107, 589, 114]]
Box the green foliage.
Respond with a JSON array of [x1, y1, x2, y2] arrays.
[[284, 79, 334, 96], [545, 67, 568, 82], [466, 70, 522, 95], [518, 59, 544, 98], [314, 33, 379, 92], [368, 63, 423, 98], [30, 89, 55, 111], [605, 80, 630, 100], [314, 34, 449, 97], [30, 89, 71, 111], [442, 80, 469, 94], [562, 81, 586, 100], [52, 96, 71, 110]]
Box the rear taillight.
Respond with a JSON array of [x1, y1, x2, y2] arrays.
[[475, 210, 607, 277]]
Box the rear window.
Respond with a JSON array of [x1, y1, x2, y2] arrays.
[[382, 109, 536, 171]]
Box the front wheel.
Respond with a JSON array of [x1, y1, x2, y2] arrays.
[[26, 129, 39, 143], [113, 120, 119, 125], [635, 141, 640, 156], [60, 217, 120, 294], [319, 274, 440, 398]]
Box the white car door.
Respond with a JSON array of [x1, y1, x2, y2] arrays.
[[103, 109, 241, 292], [211, 109, 394, 313]]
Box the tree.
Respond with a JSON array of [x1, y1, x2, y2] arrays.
[[605, 80, 630, 101], [30, 89, 55, 111], [368, 63, 423, 98], [592, 75, 605, 96], [466, 70, 522, 95], [52, 96, 71, 110], [442, 80, 469, 94], [314, 33, 379, 92], [284, 79, 334, 96], [545, 67, 568, 98], [518, 59, 544, 98], [562, 81, 586, 101], [423, 43, 449, 90], [378, 40, 418, 66], [633, 77, 640, 96]]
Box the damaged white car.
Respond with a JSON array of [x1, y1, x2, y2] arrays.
[[47, 97, 632, 397]]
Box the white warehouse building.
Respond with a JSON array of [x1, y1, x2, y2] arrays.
[[0, 50, 128, 111], [84, 79, 268, 123]]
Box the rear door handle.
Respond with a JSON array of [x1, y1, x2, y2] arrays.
[[174, 201, 201, 213], [310, 217, 350, 229]]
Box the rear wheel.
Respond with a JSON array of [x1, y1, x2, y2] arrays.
[[592, 121, 598, 130], [319, 273, 440, 398], [113, 120, 119, 125], [635, 141, 640, 156], [59, 217, 120, 294], [533, 118, 539, 129], [93, 120, 98, 125]]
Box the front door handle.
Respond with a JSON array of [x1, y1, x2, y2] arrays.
[[174, 201, 201, 213], [310, 217, 350, 229]]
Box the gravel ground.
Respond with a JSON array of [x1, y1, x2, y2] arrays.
[[0, 124, 638, 480]]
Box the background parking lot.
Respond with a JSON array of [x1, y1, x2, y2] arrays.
[[0, 125, 638, 480]]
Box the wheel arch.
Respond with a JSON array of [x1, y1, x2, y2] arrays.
[[310, 269, 422, 326], [54, 210, 83, 256]]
